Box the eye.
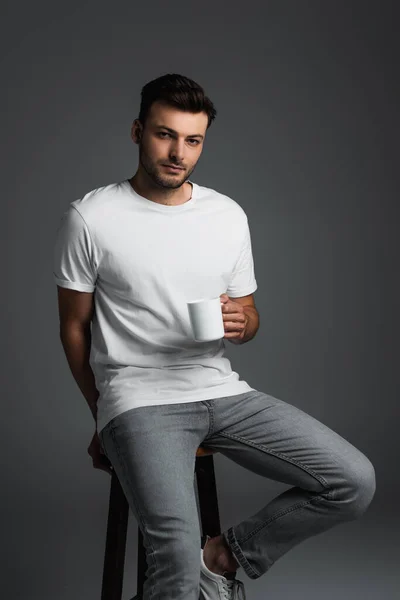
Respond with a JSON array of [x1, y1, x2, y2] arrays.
[[158, 132, 200, 145]]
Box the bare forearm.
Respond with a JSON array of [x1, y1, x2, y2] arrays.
[[59, 325, 99, 423]]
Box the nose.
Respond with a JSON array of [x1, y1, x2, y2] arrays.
[[169, 138, 185, 163]]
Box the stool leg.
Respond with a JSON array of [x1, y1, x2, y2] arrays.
[[195, 454, 221, 538], [136, 527, 147, 598], [101, 470, 129, 600]]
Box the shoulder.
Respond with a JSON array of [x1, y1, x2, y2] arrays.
[[194, 182, 248, 221], [62, 181, 128, 238], [70, 181, 122, 216]]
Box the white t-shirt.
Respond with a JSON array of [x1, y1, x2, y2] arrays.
[[53, 179, 258, 432]]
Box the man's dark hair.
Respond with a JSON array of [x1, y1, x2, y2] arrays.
[[138, 73, 217, 130]]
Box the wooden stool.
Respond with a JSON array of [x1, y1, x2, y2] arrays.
[[100, 446, 220, 600]]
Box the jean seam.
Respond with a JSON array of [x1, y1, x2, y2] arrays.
[[225, 528, 262, 579], [241, 487, 334, 543], [224, 490, 335, 580], [219, 430, 333, 490], [218, 431, 335, 577], [225, 480, 334, 580], [108, 420, 158, 599], [201, 399, 215, 437]]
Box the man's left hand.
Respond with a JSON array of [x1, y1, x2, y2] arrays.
[[220, 293, 248, 341]]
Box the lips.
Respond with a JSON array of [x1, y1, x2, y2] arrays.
[[163, 165, 184, 170]]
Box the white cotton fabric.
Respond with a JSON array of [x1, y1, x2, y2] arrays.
[[53, 179, 258, 433]]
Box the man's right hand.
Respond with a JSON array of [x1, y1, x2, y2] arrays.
[[87, 430, 113, 475]]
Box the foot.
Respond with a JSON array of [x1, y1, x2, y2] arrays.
[[202, 534, 240, 576], [200, 535, 246, 599]]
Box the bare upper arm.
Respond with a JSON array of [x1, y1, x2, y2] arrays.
[[57, 286, 95, 331]]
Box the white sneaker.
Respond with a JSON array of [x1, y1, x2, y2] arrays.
[[199, 535, 246, 600]]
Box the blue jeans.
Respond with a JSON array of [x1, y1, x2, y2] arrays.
[[99, 390, 376, 599]]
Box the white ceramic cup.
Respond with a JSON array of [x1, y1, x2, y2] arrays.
[[187, 296, 225, 342]]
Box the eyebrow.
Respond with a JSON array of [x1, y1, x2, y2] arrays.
[[155, 125, 204, 140]]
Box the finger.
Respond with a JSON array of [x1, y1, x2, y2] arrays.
[[224, 321, 246, 331], [93, 459, 113, 475], [221, 302, 243, 314], [100, 454, 112, 467], [224, 331, 243, 338], [91, 453, 112, 467], [222, 312, 246, 322], [98, 464, 113, 475]]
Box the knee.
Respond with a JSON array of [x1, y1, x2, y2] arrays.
[[341, 453, 376, 518]]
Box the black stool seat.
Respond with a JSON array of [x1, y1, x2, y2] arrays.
[[100, 446, 221, 600]]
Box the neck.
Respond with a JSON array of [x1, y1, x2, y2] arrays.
[[129, 170, 192, 206]]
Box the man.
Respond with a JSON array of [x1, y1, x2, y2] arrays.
[[53, 73, 376, 600]]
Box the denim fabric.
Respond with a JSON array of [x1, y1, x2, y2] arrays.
[[99, 390, 376, 599]]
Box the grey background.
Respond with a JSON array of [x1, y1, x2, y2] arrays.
[[1, 1, 398, 599]]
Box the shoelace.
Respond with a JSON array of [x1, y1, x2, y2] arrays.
[[220, 577, 246, 600]]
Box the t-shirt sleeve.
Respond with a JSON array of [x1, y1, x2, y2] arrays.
[[226, 217, 258, 298], [53, 206, 97, 292]]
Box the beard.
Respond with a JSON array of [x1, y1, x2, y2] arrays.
[[138, 143, 197, 189]]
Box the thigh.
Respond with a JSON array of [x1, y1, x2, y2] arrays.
[[99, 404, 202, 542], [204, 390, 368, 492]]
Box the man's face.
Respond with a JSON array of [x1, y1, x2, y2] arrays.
[[132, 101, 208, 189]]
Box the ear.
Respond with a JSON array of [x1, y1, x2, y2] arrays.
[[131, 119, 142, 144]]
